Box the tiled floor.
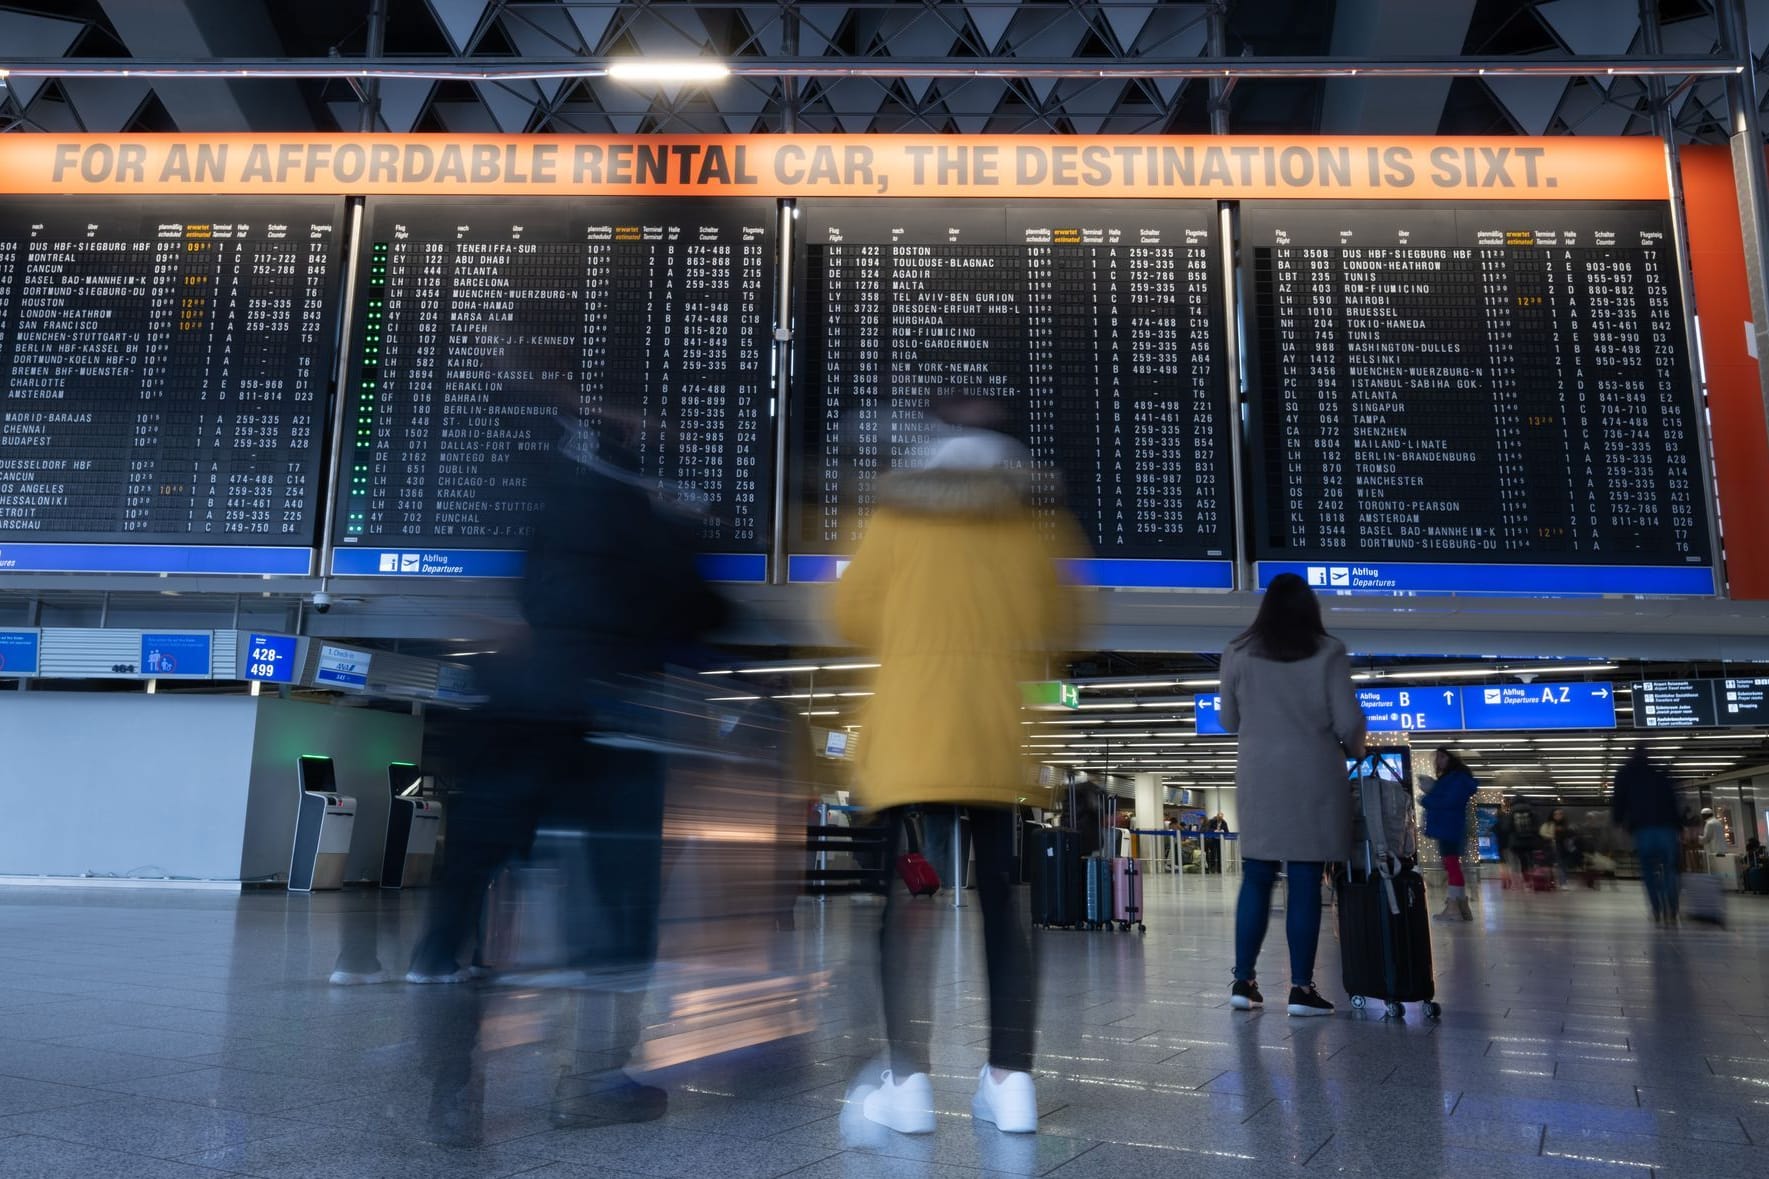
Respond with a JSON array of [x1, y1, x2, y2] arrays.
[[0, 873, 1766, 1177]]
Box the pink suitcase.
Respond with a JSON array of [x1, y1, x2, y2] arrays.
[[1111, 856, 1145, 932]]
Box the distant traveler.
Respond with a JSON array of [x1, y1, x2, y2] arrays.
[[1507, 796, 1539, 880], [1701, 807, 1727, 867], [1204, 811, 1230, 874], [1219, 572, 1366, 1018], [1492, 797, 1514, 887], [833, 408, 1085, 1135], [409, 406, 727, 1143], [1420, 748, 1479, 922], [1611, 745, 1682, 925], [1539, 808, 1574, 887]]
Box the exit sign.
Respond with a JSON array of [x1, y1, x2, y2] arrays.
[[1023, 681, 1080, 710]]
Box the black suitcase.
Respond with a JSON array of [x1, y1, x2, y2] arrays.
[[1340, 751, 1440, 1020], [1337, 867, 1437, 1017], [1031, 827, 1083, 927]]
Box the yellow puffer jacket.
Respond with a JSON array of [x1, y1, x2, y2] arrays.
[[832, 467, 1086, 811]]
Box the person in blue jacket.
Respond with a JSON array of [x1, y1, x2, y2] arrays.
[[1420, 748, 1480, 922]]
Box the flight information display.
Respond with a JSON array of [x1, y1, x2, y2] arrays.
[[1244, 202, 1715, 597], [331, 198, 774, 579], [0, 197, 344, 573], [790, 200, 1232, 588]]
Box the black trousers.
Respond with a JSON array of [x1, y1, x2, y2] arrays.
[[413, 715, 666, 1094], [1205, 840, 1223, 874], [879, 804, 1035, 1075]]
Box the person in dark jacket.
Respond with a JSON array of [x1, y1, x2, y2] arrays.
[[410, 408, 728, 1143], [1419, 748, 1479, 922], [1612, 744, 1682, 924]]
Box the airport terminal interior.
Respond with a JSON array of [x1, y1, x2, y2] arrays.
[[9, 0, 1769, 1176]]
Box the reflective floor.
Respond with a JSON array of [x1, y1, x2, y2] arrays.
[[0, 872, 1765, 1177]]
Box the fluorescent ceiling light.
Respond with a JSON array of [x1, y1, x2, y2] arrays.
[[608, 59, 731, 83]]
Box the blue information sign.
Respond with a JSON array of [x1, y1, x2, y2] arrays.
[[1458, 682, 1616, 731], [140, 633, 212, 678], [1356, 686, 1465, 733], [1257, 561, 1715, 598], [0, 630, 40, 676], [1194, 694, 1228, 735], [1197, 682, 1613, 735], [243, 634, 298, 684]]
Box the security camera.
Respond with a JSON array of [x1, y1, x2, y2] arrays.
[[311, 591, 333, 614]]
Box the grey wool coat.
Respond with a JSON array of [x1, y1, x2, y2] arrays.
[[1218, 635, 1367, 863]]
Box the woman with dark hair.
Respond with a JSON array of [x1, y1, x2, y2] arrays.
[[1420, 747, 1480, 922], [1219, 573, 1365, 1018]]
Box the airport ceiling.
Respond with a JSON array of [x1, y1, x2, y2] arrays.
[[0, 0, 1764, 139]]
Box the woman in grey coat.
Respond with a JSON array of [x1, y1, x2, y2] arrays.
[[1219, 573, 1366, 1017]]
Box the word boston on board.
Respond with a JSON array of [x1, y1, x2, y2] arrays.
[[0, 135, 1670, 202]]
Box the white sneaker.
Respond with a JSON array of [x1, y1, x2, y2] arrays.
[[328, 968, 390, 986], [404, 968, 470, 985], [972, 1067, 1038, 1133], [860, 1070, 935, 1135]]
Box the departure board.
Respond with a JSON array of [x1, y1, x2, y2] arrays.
[[1244, 202, 1715, 597], [332, 198, 773, 577], [0, 197, 344, 571], [790, 200, 1232, 587]]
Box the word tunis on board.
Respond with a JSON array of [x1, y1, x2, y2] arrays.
[[4, 135, 1670, 202]]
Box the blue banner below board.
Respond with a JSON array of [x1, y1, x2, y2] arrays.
[[1257, 561, 1716, 598], [140, 633, 212, 678], [788, 555, 1235, 590], [0, 544, 312, 576], [0, 630, 39, 676], [331, 548, 766, 583]]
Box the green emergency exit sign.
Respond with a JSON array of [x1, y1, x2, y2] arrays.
[[1023, 681, 1079, 710]]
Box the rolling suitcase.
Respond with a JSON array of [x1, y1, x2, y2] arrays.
[[1084, 856, 1114, 930], [1683, 871, 1726, 926], [1111, 855, 1145, 932], [1031, 827, 1083, 927], [1339, 750, 1439, 1020], [896, 851, 940, 897]]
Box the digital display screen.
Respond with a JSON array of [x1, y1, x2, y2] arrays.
[[791, 199, 1232, 586], [1243, 202, 1713, 596], [0, 197, 344, 557], [333, 197, 775, 561]]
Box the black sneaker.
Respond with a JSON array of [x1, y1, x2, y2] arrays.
[[1286, 986, 1335, 1018], [1229, 979, 1263, 1010], [549, 1072, 668, 1128]]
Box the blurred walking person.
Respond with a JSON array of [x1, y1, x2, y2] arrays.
[[1220, 573, 1366, 1018], [834, 406, 1084, 1136], [1420, 748, 1479, 922], [409, 406, 727, 1143], [1612, 745, 1681, 925]]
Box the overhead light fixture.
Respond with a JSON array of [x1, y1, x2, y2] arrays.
[[608, 59, 730, 84]]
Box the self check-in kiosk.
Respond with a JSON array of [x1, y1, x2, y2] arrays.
[[290, 755, 357, 892], [380, 761, 442, 889]]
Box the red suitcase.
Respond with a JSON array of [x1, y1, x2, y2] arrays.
[[1111, 856, 1145, 932], [896, 852, 941, 897]]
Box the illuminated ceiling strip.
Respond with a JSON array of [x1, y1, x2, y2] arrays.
[[0, 55, 1741, 82]]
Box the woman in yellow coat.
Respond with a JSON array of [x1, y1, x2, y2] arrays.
[[833, 425, 1084, 1138]]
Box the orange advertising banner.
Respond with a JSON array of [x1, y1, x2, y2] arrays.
[[0, 133, 1671, 201]]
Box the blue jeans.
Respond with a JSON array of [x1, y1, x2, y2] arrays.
[[1234, 858, 1325, 989], [1634, 827, 1681, 920]]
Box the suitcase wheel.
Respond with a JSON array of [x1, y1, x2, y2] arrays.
[[1137, 923, 1147, 933], [1350, 995, 1366, 1010], [1385, 1001, 1405, 1020], [1424, 1001, 1442, 1021]]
